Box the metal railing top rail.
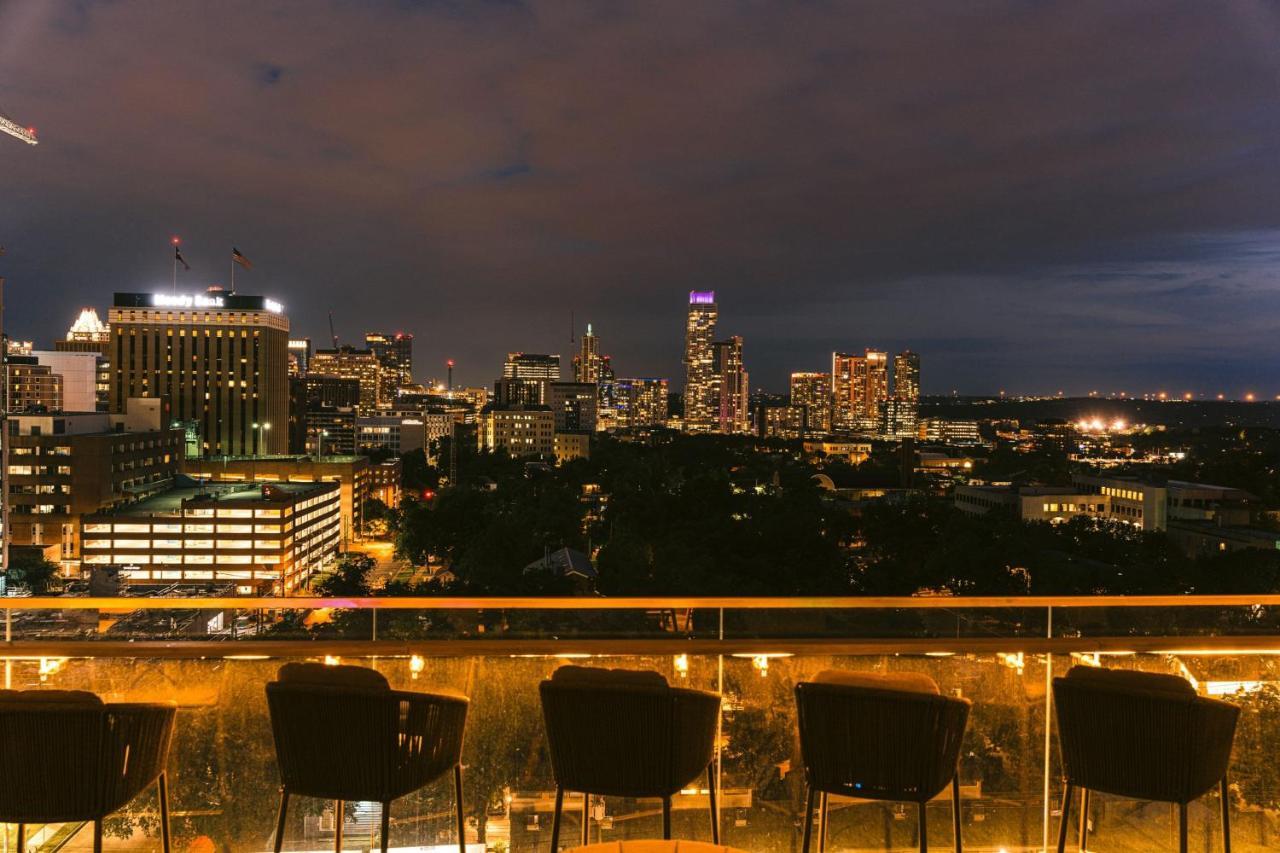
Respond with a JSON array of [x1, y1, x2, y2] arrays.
[[3, 593, 1280, 610]]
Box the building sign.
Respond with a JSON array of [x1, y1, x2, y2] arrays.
[[151, 293, 225, 308]]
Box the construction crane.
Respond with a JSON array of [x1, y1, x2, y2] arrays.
[[0, 108, 38, 145]]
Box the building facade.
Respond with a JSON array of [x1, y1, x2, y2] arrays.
[[6, 407, 184, 567], [33, 350, 99, 412], [615, 378, 669, 428], [107, 290, 290, 456], [550, 382, 599, 433], [81, 480, 341, 593], [790, 372, 831, 434], [310, 346, 383, 415], [682, 292, 718, 432], [7, 358, 62, 412], [479, 407, 555, 458], [365, 332, 413, 400], [712, 335, 750, 434]]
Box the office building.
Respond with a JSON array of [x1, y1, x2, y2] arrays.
[[596, 355, 618, 431], [5, 404, 184, 567], [615, 378, 669, 428], [357, 414, 426, 456], [682, 291, 718, 432], [183, 453, 388, 540], [7, 358, 62, 412], [32, 350, 99, 412], [107, 290, 290, 456], [479, 406, 555, 458], [287, 338, 312, 377], [54, 309, 111, 411], [880, 398, 918, 439], [894, 351, 921, 404], [366, 332, 413, 402], [761, 405, 805, 440], [573, 324, 601, 384], [498, 353, 560, 407], [81, 479, 341, 593], [713, 335, 749, 434], [831, 350, 888, 431], [918, 418, 982, 445], [554, 432, 591, 464], [790, 372, 831, 434], [550, 382, 599, 433], [303, 407, 357, 456], [311, 346, 383, 415]]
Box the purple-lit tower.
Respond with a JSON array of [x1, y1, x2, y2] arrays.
[[683, 291, 718, 431]]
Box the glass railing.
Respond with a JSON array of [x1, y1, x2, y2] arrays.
[[5, 595, 1280, 851]]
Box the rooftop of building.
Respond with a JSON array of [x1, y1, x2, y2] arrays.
[[97, 477, 335, 515], [191, 453, 366, 464]]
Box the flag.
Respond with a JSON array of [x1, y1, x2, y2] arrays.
[[175, 246, 190, 271], [232, 247, 253, 270]]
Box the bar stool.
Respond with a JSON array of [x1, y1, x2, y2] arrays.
[[539, 666, 721, 851], [0, 689, 176, 853], [1053, 665, 1239, 853], [794, 670, 970, 853], [265, 662, 469, 853]]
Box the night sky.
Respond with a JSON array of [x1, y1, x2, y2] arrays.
[[2, 1, 1279, 396]]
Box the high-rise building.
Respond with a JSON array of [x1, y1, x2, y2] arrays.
[[366, 332, 413, 401], [549, 382, 599, 433], [107, 290, 290, 456], [596, 354, 617, 431], [831, 349, 888, 432], [888, 350, 921, 437], [893, 351, 920, 404], [62, 308, 111, 346], [760, 405, 806, 440], [683, 292, 718, 432], [790, 372, 831, 434], [615, 378, 669, 428], [311, 346, 383, 415], [713, 336, 749, 434], [32, 351, 99, 412], [287, 338, 312, 377], [573, 324, 600, 384], [499, 353, 561, 406], [55, 308, 111, 411]]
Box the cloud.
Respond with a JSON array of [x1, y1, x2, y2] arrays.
[[1, 0, 1279, 393]]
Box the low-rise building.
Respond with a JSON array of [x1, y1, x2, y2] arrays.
[[554, 432, 591, 464], [181, 454, 379, 542], [918, 418, 982, 445], [80, 479, 341, 594], [760, 405, 805, 440], [357, 414, 426, 456], [5, 405, 184, 568], [954, 484, 1109, 523], [803, 439, 872, 465], [479, 406, 555, 458]]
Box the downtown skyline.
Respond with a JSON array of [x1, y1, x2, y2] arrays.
[[3, 2, 1280, 394]]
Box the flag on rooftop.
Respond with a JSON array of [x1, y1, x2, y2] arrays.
[[175, 246, 190, 271], [232, 247, 253, 270]]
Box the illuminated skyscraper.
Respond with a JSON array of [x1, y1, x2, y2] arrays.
[[366, 331, 413, 392], [713, 336, 749, 434], [615, 378, 669, 428], [498, 352, 561, 406], [311, 346, 383, 415], [790, 371, 831, 433], [573, 323, 600, 384], [108, 289, 289, 455], [63, 308, 111, 345], [893, 351, 920, 404], [683, 291, 718, 432], [831, 349, 888, 432], [287, 338, 312, 377]]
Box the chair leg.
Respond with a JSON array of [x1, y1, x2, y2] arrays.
[[582, 793, 590, 846], [1056, 782, 1073, 853], [550, 786, 564, 853], [918, 800, 928, 853], [952, 773, 962, 853], [1178, 802, 1188, 853], [274, 789, 291, 853], [802, 785, 816, 853], [707, 763, 719, 844], [158, 771, 172, 853], [381, 800, 392, 853], [454, 765, 466, 853], [93, 820, 103, 853], [1221, 777, 1232, 853], [662, 796, 672, 840], [819, 792, 828, 853], [1078, 788, 1089, 850], [335, 799, 344, 853]]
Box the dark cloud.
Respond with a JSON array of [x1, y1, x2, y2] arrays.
[[1, 0, 1279, 394]]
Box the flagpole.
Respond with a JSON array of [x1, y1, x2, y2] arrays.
[[231, 252, 235, 292], [172, 250, 177, 294]]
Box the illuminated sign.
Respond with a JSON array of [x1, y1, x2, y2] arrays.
[[152, 293, 225, 308], [264, 299, 284, 314], [689, 291, 716, 305]]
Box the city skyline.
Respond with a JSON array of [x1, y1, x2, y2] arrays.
[[3, 2, 1279, 395]]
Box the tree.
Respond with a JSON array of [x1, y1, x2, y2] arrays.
[[314, 553, 375, 596], [3, 550, 60, 593]]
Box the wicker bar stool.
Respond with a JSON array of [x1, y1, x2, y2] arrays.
[[265, 662, 469, 853], [0, 689, 176, 853], [539, 666, 721, 852], [1052, 665, 1239, 853], [794, 670, 970, 853]]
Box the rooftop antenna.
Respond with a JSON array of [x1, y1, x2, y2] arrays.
[[328, 310, 339, 348], [570, 310, 575, 344]]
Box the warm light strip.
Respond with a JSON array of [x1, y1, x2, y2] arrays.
[[4, 594, 1280, 610]]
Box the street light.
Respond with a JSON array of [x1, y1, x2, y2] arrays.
[[252, 422, 271, 456]]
